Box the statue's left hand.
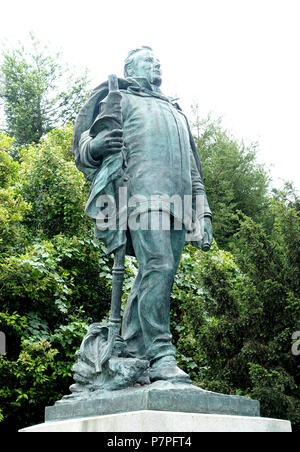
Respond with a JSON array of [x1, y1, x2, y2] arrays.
[[202, 217, 213, 251]]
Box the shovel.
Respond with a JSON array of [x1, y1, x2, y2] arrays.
[[95, 244, 126, 373], [94, 74, 127, 373]]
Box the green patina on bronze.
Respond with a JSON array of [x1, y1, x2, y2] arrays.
[[45, 47, 260, 419], [71, 47, 212, 386]]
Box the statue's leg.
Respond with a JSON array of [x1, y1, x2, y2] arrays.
[[146, 223, 192, 382], [122, 269, 146, 359], [171, 225, 187, 275], [125, 211, 186, 364]]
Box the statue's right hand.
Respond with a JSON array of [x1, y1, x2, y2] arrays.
[[90, 129, 123, 160]]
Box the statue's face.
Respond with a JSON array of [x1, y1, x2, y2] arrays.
[[131, 50, 162, 86]]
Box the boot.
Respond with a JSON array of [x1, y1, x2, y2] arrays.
[[149, 355, 191, 384]]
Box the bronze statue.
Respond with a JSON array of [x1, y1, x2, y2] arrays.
[[71, 46, 212, 392]]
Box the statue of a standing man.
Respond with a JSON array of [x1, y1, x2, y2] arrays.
[[73, 46, 212, 385]]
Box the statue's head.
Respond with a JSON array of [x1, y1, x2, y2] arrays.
[[124, 46, 162, 87]]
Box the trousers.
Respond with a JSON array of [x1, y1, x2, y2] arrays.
[[122, 211, 186, 363]]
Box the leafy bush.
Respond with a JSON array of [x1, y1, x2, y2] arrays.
[[0, 124, 114, 430], [194, 116, 269, 248], [170, 201, 300, 430], [18, 125, 89, 237]]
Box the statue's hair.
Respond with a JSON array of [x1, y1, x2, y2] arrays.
[[124, 46, 153, 77]]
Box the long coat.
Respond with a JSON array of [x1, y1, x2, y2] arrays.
[[73, 77, 211, 255]]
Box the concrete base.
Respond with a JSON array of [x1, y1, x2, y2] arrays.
[[19, 410, 292, 432]]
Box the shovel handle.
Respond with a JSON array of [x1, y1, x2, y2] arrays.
[[108, 245, 126, 342], [108, 74, 119, 92], [105, 76, 126, 345]]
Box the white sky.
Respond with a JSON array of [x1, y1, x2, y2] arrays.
[[0, 0, 299, 191]]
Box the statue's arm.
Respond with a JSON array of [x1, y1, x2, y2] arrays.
[[77, 97, 125, 175], [179, 108, 212, 220], [190, 149, 212, 218], [190, 149, 213, 248], [78, 130, 102, 168], [89, 128, 123, 160]]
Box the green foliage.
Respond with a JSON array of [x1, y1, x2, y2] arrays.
[[272, 181, 300, 211], [0, 122, 114, 430], [170, 198, 300, 430], [193, 114, 270, 248], [0, 132, 18, 187], [0, 33, 90, 146], [0, 187, 30, 255], [0, 241, 73, 319], [0, 132, 31, 255], [0, 303, 91, 431], [248, 364, 300, 424], [18, 124, 89, 237]]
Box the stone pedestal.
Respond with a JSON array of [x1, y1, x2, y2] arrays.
[[45, 381, 260, 421], [19, 410, 292, 432], [19, 381, 292, 432]]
